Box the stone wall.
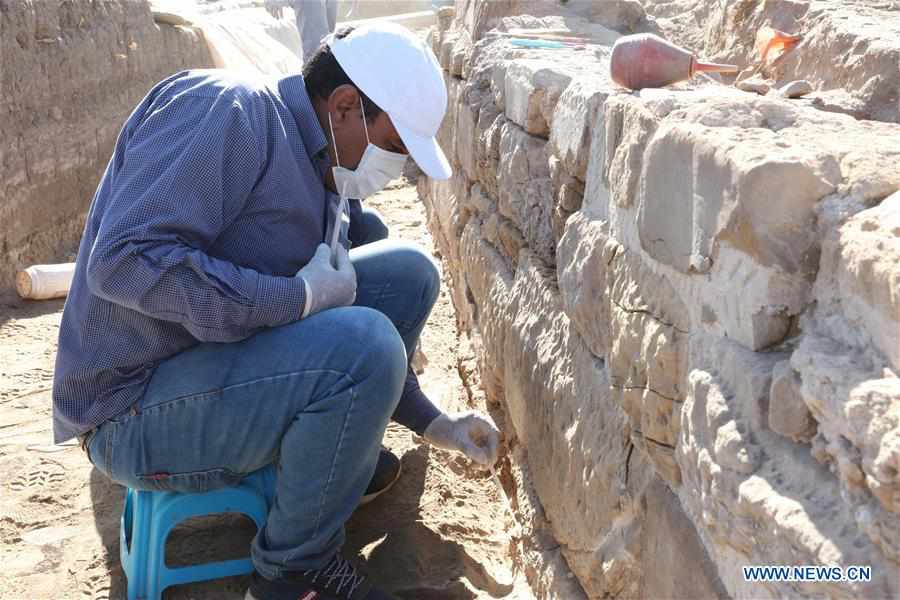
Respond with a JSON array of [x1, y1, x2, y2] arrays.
[[420, 1, 900, 597], [0, 0, 213, 289]]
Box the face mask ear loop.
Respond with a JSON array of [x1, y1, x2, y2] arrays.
[[359, 96, 371, 145], [328, 111, 342, 168]]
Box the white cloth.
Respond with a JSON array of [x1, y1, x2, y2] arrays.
[[294, 0, 338, 63]]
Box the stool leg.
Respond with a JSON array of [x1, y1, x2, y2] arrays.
[[146, 500, 169, 600], [126, 491, 154, 600]]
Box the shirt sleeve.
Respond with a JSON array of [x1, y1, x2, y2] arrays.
[[85, 91, 306, 343], [392, 363, 442, 435]]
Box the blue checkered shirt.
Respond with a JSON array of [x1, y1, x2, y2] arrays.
[[52, 70, 437, 443]]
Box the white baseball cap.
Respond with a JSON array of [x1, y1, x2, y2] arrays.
[[327, 22, 452, 180]]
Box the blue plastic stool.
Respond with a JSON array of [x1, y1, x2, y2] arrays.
[[119, 464, 277, 600]]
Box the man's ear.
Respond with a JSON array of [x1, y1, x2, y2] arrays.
[[326, 85, 361, 128]]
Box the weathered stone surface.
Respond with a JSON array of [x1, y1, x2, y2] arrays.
[[769, 359, 817, 442], [0, 0, 213, 289], [690, 334, 789, 433], [832, 192, 900, 371], [678, 367, 899, 599], [794, 332, 900, 519], [502, 252, 642, 599], [456, 84, 493, 181], [688, 0, 900, 123], [599, 94, 658, 211], [439, 31, 460, 71], [426, 3, 900, 597], [549, 76, 617, 181], [503, 60, 575, 137], [436, 75, 464, 169], [603, 237, 690, 483], [556, 212, 611, 359], [496, 121, 555, 265], [591, 0, 648, 34], [640, 478, 728, 600], [599, 89, 900, 350]]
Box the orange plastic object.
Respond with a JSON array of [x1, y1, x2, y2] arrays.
[[756, 27, 803, 63], [610, 34, 738, 90]]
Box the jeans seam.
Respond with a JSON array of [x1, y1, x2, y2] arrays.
[[105, 421, 117, 477], [139, 368, 353, 416], [282, 374, 357, 568]]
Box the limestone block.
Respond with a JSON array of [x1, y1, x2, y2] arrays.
[[503, 60, 575, 137], [793, 332, 900, 519], [436, 73, 461, 168], [591, 0, 647, 33], [458, 218, 513, 402], [507, 451, 592, 600], [640, 478, 728, 600], [582, 107, 612, 221], [456, 83, 492, 181], [449, 32, 471, 77], [474, 105, 504, 198], [606, 241, 690, 402], [689, 334, 789, 432], [601, 239, 689, 482], [558, 181, 584, 213], [769, 359, 816, 442], [557, 212, 612, 359], [549, 73, 617, 181], [678, 365, 900, 598], [548, 154, 585, 213], [497, 122, 555, 266], [636, 434, 681, 487], [497, 218, 526, 268], [638, 119, 837, 276], [833, 193, 900, 371], [601, 95, 658, 210], [436, 6, 455, 32], [439, 31, 459, 71], [502, 251, 642, 598], [459, 182, 496, 222], [600, 89, 899, 350]]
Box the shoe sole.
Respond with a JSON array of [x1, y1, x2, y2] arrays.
[[358, 460, 402, 506]]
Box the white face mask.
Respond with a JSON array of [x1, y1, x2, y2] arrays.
[[328, 98, 408, 199]]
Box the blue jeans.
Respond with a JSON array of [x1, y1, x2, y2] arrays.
[[86, 209, 439, 578]]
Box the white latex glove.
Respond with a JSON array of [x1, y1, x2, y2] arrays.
[[423, 411, 501, 467], [295, 243, 357, 318]]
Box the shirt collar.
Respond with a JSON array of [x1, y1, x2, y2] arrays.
[[276, 74, 329, 159]]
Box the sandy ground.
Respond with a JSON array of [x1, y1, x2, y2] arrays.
[[0, 178, 530, 599]]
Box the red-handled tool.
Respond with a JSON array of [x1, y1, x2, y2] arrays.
[[610, 33, 738, 90]]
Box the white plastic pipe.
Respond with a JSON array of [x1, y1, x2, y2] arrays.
[[16, 263, 76, 300]]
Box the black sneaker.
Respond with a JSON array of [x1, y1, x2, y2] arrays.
[[359, 448, 401, 506], [245, 554, 397, 600]]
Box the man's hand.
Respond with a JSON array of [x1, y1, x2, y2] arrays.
[[423, 411, 501, 467], [295, 243, 357, 318]]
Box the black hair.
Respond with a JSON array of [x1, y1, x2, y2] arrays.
[[302, 26, 384, 122]]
